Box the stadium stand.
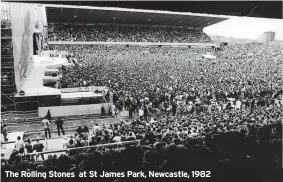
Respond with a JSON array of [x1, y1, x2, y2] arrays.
[[48, 24, 213, 43]]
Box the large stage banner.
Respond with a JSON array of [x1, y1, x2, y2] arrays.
[[11, 3, 35, 92]]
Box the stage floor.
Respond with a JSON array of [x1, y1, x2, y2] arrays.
[[16, 55, 69, 97]]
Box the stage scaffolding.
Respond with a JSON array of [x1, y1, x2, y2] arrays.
[[1, 2, 17, 112]]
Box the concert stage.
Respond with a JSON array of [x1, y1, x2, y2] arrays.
[[15, 52, 70, 97]]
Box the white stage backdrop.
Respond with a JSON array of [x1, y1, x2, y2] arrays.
[[11, 3, 35, 92]]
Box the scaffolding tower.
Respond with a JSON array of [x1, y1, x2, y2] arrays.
[[1, 2, 16, 112]]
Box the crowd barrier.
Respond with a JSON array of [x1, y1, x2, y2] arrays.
[[42, 139, 140, 154], [61, 86, 108, 93], [1, 109, 114, 134], [1, 110, 38, 123], [17, 140, 141, 157], [38, 104, 111, 117]]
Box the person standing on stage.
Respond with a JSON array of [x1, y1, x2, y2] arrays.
[[42, 116, 51, 139], [55, 117, 65, 137]]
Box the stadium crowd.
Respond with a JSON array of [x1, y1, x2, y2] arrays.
[[54, 42, 282, 151], [2, 42, 283, 181], [48, 24, 212, 43], [2, 40, 283, 182]]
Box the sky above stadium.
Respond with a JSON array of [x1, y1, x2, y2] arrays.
[[204, 17, 283, 41]]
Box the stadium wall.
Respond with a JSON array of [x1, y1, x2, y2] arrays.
[[11, 3, 35, 92]]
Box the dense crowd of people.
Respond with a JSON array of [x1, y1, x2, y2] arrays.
[[48, 24, 212, 43], [54, 42, 282, 167], [2, 40, 283, 181], [1, 119, 282, 182]]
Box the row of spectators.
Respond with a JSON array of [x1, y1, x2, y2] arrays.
[[48, 24, 212, 43]]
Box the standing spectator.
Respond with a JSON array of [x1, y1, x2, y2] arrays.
[[55, 117, 65, 137], [14, 136, 24, 154], [62, 136, 69, 148], [25, 139, 33, 154], [46, 109, 52, 121], [25, 139, 33, 159], [75, 140, 83, 148], [76, 126, 83, 135], [82, 125, 89, 133], [172, 101, 177, 116], [108, 106, 112, 116], [144, 105, 148, 121], [67, 139, 76, 156], [101, 105, 106, 116], [33, 139, 45, 160], [93, 124, 101, 135], [42, 116, 51, 139], [112, 104, 117, 118], [89, 137, 97, 146], [139, 106, 144, 120], [129, 104, 134, 119], [1, 124, 8, 141]]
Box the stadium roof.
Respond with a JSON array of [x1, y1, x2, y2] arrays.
[[46, 4, 229, 28]]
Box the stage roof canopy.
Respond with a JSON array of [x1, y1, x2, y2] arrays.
[[46, 4, 229, 28]]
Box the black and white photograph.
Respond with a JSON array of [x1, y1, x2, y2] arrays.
[[1, 0, 283, 182]]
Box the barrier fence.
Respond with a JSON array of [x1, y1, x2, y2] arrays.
[[1, 109, 116, 134], [2, 140, 141, 161], [1, 110, 113, 123], [1, 110, 39, 131], [37, 139, 140, 155], [1, 110, 38, 121]]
